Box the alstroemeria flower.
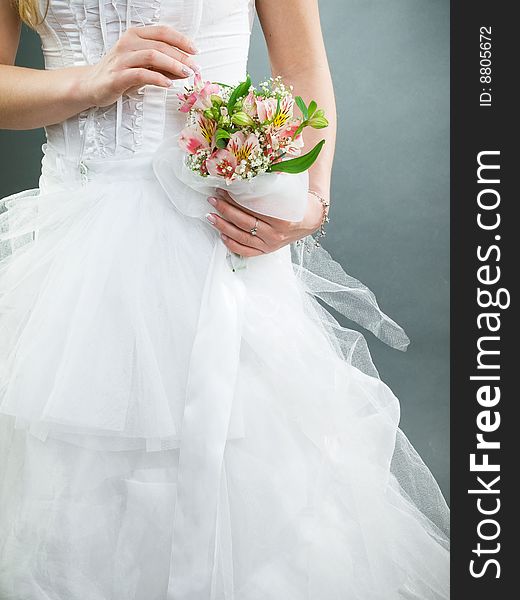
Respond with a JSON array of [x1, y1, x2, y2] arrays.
[[256, 95, 294, 129], [206, 149, 238, 179], [278, 123, 304, 156], [177, 72, 220, 113], [242, 91, 258, 118], [264, 128, 280, 156], [179, 127, 209, 155], [178, 114, 217, 154], [196, 114, 217, 146], [227, 131, 261, 162]]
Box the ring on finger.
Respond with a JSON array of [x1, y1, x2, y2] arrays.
[[250, 218, 259, 237]]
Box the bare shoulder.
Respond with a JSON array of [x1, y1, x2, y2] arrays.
[[0, 1, 22, 66]]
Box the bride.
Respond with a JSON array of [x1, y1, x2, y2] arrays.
[[0, 1, 449, 599]]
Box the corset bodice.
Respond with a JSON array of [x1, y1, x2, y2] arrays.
[[34, 0, 255, 162]]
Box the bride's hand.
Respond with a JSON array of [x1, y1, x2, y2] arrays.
[[205, 188, 326, 257], [80, 25, 199, 108]]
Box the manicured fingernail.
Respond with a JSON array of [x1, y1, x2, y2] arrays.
[[182, 66, 193, 77], [190, 44, 200, 54], [205, 213, 217, 225], [207, 196, 217, 206], [221, 234, 228, 241], [168, 79, 175, 87]]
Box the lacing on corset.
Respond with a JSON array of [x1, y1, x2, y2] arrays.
[[70, 0, 162, 158], [35, 1, 255, 162]]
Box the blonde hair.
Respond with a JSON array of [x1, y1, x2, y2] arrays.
[[11, 0, 49, 29]]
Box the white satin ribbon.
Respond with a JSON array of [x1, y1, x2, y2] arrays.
[[152, 138, 308, 599]]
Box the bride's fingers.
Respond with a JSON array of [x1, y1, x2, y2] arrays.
[[142, 40, 200, 71], [118, 68, 175, 91], [214, 189, 260, 219], [205, 213, 267, 252], [214, 189, 282, 227], [133, 24, 198, 56], [220, 234, 264, 258], [119, 48, 194, 79], [212, 191, 292, 248], [209, 194, 272, 235], [124, 39, 199, 73]]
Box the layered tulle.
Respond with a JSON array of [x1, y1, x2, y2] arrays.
[[0, 144, 449, 599]]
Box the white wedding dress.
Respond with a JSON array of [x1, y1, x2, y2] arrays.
[[0, 1, 449, 599]]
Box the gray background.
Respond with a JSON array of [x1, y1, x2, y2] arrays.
[[0, 0, 450, 497]]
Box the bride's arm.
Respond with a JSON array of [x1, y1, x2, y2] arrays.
[[206, 0, 338, 256], [256, 0, 337, 202], [0, 3, 198, 130]]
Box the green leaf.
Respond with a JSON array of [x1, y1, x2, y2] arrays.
[[295, 96, 308, 120], [215, 129, 231, 149], [227, 75, 252, 113], [307, 100, 317, 118], [216, 129, 231, 142], [267, 140, 326, 174]]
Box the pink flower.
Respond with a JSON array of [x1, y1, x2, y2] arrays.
[[255, 97, 276, 123], [279, 123, 304, 156], [178, 114, 216, 154], [242, 91, 258, 118], [179, 127, 209, 155], [206, 149, 238, 179], [227, 131, 260, 162], [196, 114, 217, 146], [177, 72, 220, 113], [205, 133, 260, 181], [264, 128, 280, 156], [177, 92, 198, 114], [256, 95, 294, 128]]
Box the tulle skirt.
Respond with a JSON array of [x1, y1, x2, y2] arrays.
[[0, 145, 449, 599]]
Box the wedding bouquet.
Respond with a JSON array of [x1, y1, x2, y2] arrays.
[[176, 73, 328, 182], [153, 73, 328, 270]]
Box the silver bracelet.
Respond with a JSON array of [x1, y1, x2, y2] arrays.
[[308, 189, 330, 247], [295, 190, 330, 251]]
